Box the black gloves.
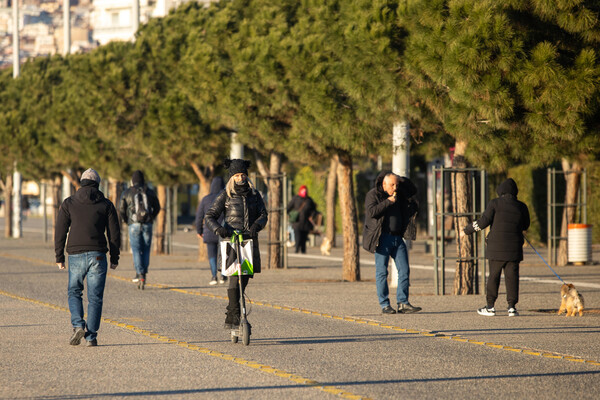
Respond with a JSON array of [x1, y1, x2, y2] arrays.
[[216, 227, 230, 238], [250, 223, 260, 237], [218, 225, 260, 238]]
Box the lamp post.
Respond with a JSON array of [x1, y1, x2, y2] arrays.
[[11, 1, 22, 238]]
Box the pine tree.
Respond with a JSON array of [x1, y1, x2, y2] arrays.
[[402, 0, 523, 293], [506, 0, 600, 264]]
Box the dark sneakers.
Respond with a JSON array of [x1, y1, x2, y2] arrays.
[[69, 327, 86, 346], [382, 305, 397, 314], [86, 339, 98, 347], [397, 303, 422, 314]]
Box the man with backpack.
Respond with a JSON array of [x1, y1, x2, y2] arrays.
[[119, 170, 160, 288]]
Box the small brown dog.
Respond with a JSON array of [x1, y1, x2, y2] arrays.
[[558, 283, 585, 317]]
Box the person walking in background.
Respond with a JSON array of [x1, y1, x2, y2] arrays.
[[118, 170, 160, 288], [195, 176, 227, 285], [287, 185, 317, 254], [205, 159, 268, 329], [363, 171, 421, 315], [461, 178, 530, 317], [55, 168, 120, 347]]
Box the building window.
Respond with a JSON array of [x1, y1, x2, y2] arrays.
[[111, 12, 120, 27]]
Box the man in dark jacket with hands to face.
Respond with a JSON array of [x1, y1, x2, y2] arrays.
[[363, 171, 421, 315]]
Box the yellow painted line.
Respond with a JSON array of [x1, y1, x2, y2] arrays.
[[3, 252, 600, 369], [0, 289, 372, 400]]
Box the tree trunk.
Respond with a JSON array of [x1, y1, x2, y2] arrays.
[[557, 159, 583, 266], [4, 172, 12, 238], [268, 152, 283, 269], [61, 169, 80, 192], [52, 176, 62, 226], [336, 152, 360, 281], [107, 178, 122, 209], [325, 156, 338, 248], [253, 150, 271, 188], [155, 185, 167, 255], [451, 140, 475, 295], [191, 162, 213, 262]]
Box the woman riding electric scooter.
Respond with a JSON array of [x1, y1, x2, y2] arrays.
[[205, 159, 268, 331]]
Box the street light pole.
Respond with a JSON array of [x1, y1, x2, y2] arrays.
[[11, 1, 22, 238], [63, 0, 70, 55], [133, 0, 140, 36], [390, 120, 411, 288], [12, 0, 19, 77]]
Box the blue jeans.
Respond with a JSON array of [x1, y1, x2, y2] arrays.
[[206, 242, 219, 277], [129, 223, 153, 275], [375, 233, 410, 308], [67, 251, 107, 341]]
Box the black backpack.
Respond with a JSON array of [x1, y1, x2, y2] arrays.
[[131, 188, 152, 223]]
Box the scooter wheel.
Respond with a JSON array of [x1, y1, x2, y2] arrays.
[[242, 322, 250, 346]]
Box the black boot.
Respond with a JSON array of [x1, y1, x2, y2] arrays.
[[224, 288, 240, 329]]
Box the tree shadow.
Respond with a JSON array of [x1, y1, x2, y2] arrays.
[[19, 370, 600, 399]]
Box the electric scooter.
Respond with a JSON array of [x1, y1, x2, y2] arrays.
[[230, 231, 251, 345]]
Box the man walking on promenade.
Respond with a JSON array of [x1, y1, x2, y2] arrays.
[[363, 171, 421, 314], [55, 168, 120, 346], [119, 170, 160, 288]]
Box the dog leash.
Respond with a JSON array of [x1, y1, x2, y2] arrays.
[[523, 235, 566, 284]]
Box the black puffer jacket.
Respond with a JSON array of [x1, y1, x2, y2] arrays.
[[118, 184, 160, 225], [362, 171, 418, 253], [464, 178, 530, 261], [204, 186, 268, 273], [55, 180, 121, 265]]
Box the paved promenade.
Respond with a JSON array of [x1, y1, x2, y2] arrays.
[[1, 216, 600, 399]]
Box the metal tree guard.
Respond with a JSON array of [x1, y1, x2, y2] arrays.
[[432, 166, 487, 295], [547, 168, 587, 266]]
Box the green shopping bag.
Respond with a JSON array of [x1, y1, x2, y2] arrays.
[[220, 233, 254, 276]]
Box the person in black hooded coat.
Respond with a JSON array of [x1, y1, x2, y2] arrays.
[[196, 176, 226, 285], [462, 178, 530, 317]]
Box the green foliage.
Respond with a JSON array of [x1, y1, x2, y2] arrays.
[[586, 161, 600, 244], [506, 0, 600, 165], [402, 0, 523, 170], [0, 0, 599, 201]]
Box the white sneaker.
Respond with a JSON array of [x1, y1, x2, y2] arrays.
[[477, 306, 496, 316], [508, 307, 519, 317], [209, 277, 218, 286]]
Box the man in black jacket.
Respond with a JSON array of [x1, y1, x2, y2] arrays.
[[363, 171, 421, 314], [462, 178, 530, 317], [118, 170, 160, 288], [55, 168, 120, 346]]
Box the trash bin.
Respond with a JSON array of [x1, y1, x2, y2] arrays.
[[567, 224, 592, 264]]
